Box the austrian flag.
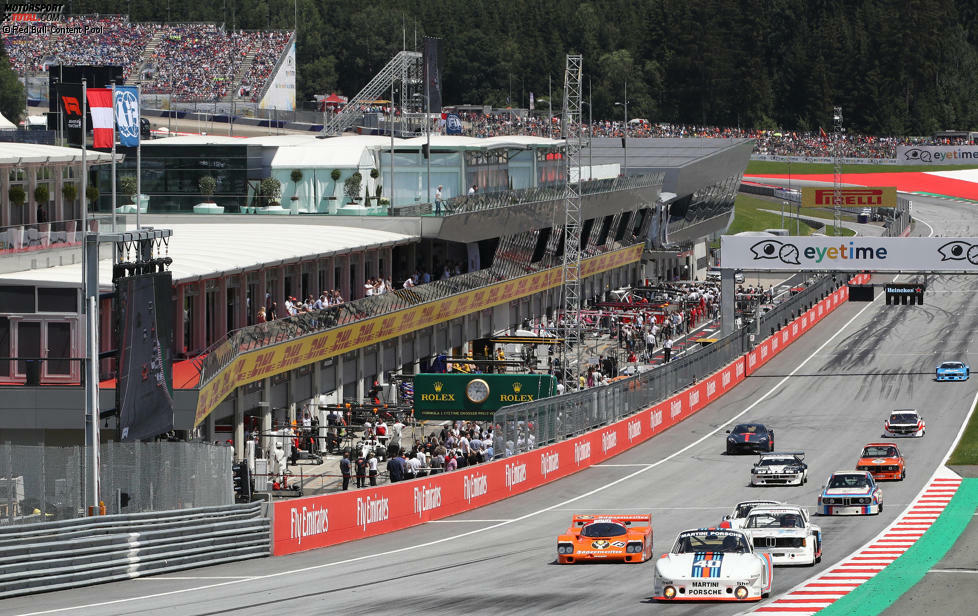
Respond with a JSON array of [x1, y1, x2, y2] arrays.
[[86, 88, 114, 148]]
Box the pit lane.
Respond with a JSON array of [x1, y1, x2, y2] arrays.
[[8, 194, 978, 616]]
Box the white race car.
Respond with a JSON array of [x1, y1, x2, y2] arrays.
[[883, 409, 926, 438], [751, 452, 808, 486], [742, 505, 822, 566], [653, 528, 773, 602], [720, 500, 783, 529], [818, 470, 883, 516]]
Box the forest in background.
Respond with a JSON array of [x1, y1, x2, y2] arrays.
[[6, 0, 978, 135]]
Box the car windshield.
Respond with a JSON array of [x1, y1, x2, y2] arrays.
[[581, 522, 627, 538], [891, 413, 918, 424], [862, 446, 898, 458], [732, 424, 766, 435], [745, 513, 804, 529], [941, 362, 964, 370], [758, 457, 794, 467], [673, 531, 750, 554], [734, 502, 776, 518], [828, 474, 870, 489]]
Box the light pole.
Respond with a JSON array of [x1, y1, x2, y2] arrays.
[[614, 80, 629, 176]]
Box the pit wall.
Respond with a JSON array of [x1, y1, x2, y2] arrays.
[[273, 274, 870, 555]]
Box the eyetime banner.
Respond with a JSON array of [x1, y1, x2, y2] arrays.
[[895, 145, 978, 165], [800, 187, 896, 208], [721, 236, 978, 272]]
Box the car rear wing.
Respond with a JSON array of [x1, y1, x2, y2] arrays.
[[572, 513, 652, 526], [758, 451, 805, 461]]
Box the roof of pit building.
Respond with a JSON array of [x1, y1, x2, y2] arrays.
[[0, 223, 415, 290]]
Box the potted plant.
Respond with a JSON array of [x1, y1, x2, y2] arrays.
[[120, 175, 138, 206], [290, 169, 303, 202], [328, 169, 341, 201], [198, 175, 216, 201], [260, 177, 282, 208], [33, 184, 49, 205], [85, 185, 99, 212], [343, 171, 362, 204], [61, 183, 77, 204], [8, 185, 26, 208]]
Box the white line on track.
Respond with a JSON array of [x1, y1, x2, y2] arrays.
[[928, 569, 978, 574], [429, 519, 512, 523], [135, 577, 256, 581], [913, 213, 936, 238], [12, 297, 881, 616], [592, 463, 654, 467]]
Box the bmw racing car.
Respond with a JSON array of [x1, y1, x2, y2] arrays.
[[883, 409, 925, 438], [817, 470, 882, 515], [936, 361, 969, 381], [751, 452, 808, 486], [719, 500, 784, 529], [741, 505, 822, 566], [556, 514, 653, 563], [726, 423, 775, 454], [856, 443, 906, 481], [653, 528, 773, 602]]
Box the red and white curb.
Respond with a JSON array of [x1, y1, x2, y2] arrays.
[[747, 467, 963, 615]]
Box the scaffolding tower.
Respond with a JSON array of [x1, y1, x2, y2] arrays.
[[832, 105, 844, 235], [561, 54, 584, 383], [323, 51, 423, 137]]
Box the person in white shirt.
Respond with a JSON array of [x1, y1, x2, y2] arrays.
[[434, 184, 444, 215], [367, 453, 378, 485], [468, 184, 477, 195], [403, 276, 415, 289]]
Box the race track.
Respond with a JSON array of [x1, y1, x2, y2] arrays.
[[8, 195, 978, 616]]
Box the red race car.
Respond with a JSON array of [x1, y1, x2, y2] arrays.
[[557, 514, 654, 564]]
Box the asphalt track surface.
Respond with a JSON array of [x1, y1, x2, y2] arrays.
[[7, 195, 978, 616]]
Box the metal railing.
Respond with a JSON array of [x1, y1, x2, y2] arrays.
[[493, 274, 843, 456]]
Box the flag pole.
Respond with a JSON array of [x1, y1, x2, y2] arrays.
[[81, 78, 101, 515], [136, 83, 142, 230], [111, 81, 117, 234]]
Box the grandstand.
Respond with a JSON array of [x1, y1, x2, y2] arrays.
[[0, 15, 292, 104]]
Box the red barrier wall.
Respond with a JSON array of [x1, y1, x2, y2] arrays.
[[273, 275, 869, 556]]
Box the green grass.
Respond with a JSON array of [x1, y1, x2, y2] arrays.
[[727, 194, 856, 236], [745, 161, 978, 175], [948, 398, 978, 465]]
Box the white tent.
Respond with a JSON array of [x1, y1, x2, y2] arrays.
[[0, 112, 16, 131]]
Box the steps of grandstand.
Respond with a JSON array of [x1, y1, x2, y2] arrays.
[[226, 48, 257, 102], [131, 29, 165, 87]]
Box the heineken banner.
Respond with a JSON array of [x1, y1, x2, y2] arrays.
[[413, 373, 557, 421]]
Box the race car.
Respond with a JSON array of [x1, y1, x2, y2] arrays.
[[883, 409, 926, 438], [936, 361, 969, 381], [751, 452, 808, 486], [719, 500, 784, 529], [556, 514, 653, 564], [741, 504, 822, 566], [653, 528, 773, 602], [726, 423, 775, 454], [856, 442, 906, 481], [817, 470, 883, 515]]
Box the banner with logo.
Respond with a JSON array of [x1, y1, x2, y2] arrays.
[[423, 37, 442, 113], [113, 85, 140, 147], [721, 236, 978, 272], [271, 276, 862, 556], [800, 186, 896, 208], [58, 83, 84, 146], [895, 145, 978, 165], [413, 373, 557, 421], [445, 113, 462, 135]]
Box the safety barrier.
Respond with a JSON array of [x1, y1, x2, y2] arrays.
[[272, 274, 869, 555], [0, 502, 269, 599]]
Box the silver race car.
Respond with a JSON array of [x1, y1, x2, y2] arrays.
[[741, 504, 822, 566], [751, 452, 808, 486]]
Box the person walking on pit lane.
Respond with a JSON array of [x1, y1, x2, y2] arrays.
[[663, 338, 673, 363], [387, 450, 404, 483], [355, 453, 367, 488], [339, 451, 351, 491], [368, 452, 378, 486]]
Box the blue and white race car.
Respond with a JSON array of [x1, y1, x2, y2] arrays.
[[653, 528, 773, 602], [936, 361, 969, 381], [817, 470, 882, 516]]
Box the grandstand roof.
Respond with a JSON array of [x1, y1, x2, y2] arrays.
[[0, 143, 117, 166], [0, 223, 415, 289]]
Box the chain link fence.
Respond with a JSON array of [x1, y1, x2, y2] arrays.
[[0, 441, 232, 526], [494, 274, 843, 456]]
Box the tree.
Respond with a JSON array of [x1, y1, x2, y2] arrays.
[[61, 183, 77, 204], [289, 169, 302, 201], [8, 185, 25, 207], [120, 176, 138, 202], [199, 175, 217, 201], [33, 184, 49, 205], [85, 185, 99, 211], [0, 46, 25, 125], [260, 177, 281, 206], [343, 171, 362, 201]]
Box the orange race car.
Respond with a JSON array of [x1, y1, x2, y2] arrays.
[[856, 442, 906, 481], [557, 514, 653, 564]]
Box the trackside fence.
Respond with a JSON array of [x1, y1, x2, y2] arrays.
[[0, 502, 269, 599], [493, 273, 845, 454]]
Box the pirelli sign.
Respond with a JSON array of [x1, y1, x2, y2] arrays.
[[801, 187, 896, 208]]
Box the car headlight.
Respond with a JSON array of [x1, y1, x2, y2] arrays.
[[860, 497, 871, 505], [626, 542, 643, 553], [557, 544, 574, 554], [735, 586, 749, 600], [663, 585, 677, 599], [728, 437, 736, 443]]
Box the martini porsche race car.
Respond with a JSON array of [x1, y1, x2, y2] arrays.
[[556, 514, 653, 563], [741, 504, 822, 566], [750, 452, 808, 486], [719, 500, 784, 529], [936, 361, 969, 381], [653, 528, 773, 602], [883, 409, 925, 438], [726, 423, 775, 454], [817, 470, 883, 515], [856, 442, 906, 481]]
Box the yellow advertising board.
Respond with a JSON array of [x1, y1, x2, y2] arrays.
[[800, 186, 897, 208], [194, 244, 643, 425]]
